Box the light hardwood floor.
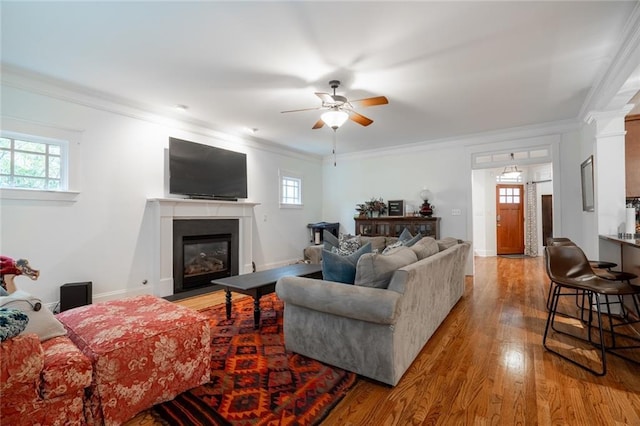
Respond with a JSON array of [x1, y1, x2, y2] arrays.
[[128, 256, 640, 425]]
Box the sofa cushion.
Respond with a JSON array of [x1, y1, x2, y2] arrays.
[[437, 237, 460, 251], [358, 236, 388, 253], [355, 246, 418, 289], [322, 242, 372, 284], [411, 237, 440, 260], [0, 290, 67, 342], [0, 308, 29, 341]]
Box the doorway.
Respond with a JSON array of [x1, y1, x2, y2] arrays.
[[542, 194, 553, 246], [496, 184, 524, 255]]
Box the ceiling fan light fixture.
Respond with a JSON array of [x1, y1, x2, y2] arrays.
[[321, 109, 349, 130]]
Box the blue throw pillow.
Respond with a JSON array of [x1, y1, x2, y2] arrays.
[[322, 242, 372, 284], [0, 308, 29, 341], [398, 228, 422, 247]]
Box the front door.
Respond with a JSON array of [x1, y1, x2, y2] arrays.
[[496, 184, 524, 255]]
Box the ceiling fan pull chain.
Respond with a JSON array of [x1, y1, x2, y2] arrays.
[[332, 130, 337, 167]]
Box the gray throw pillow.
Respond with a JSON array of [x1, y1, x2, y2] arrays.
[[322, 242, 372, 284], [411, 237, 440, 260], [355, 246, 418, 289], [323, 230, 339, 251], [398, 228, 413, 243]]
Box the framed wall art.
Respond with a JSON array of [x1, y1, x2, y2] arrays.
[[581, 155, 594, 212]]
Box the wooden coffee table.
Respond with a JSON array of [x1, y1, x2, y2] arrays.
[[211, 263, 322, 328]]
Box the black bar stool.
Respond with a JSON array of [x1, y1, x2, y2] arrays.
[[543, 245, 640, 376], [544, 238, 628, 311]]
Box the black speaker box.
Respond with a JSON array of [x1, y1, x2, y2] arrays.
[[60, 281, 92, 312]]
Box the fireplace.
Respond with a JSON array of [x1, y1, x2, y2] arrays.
[[173, 219, 239, 293]]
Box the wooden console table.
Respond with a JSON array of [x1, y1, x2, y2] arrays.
[[355, 216, 440, 239]]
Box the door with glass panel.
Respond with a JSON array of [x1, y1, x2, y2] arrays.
[[496, 184, 524, 255]]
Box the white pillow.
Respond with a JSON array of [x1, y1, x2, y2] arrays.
[[0, 290, 67, 341]]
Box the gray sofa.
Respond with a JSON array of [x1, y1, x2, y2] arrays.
[[276, 238, 470, 386]]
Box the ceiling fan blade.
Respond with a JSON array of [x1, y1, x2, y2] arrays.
[[315, 92, 335, 104], [312, 119, 325, 129], [281, 106, 322, 113], [349, 111, 373, 127], [350, 96, 389, 107]]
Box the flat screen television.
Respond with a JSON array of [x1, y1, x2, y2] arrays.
[[169, 137, 248, 200]]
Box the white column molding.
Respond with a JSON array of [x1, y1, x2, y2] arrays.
[[585, 108, 630, 237]]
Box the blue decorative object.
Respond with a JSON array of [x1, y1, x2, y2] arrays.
[[398, 228, 423, 247], [0, 307, 29, 341], [322, 242, 372, 284]]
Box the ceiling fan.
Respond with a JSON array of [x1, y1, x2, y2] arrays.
[[281, 80, 389, 130]]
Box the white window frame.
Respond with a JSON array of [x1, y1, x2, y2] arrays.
[[0, 118, 80, 202], [279, 169, 303, 208], [1, 131, 69, 190]]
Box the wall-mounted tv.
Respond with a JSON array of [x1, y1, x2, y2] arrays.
[[169, 137, 248, 200]]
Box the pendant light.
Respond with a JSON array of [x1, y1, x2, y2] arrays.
[[501, 153, 522, 178]]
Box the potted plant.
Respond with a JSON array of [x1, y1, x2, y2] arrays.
[[366, 197, 387, 217], [355, 203, 368, 218]]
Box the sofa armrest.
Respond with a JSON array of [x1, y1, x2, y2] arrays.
[[40, 335, 92, 399], [303, 245, 323, 264], [276, 276, 400, 325], [0, 333, 45, 407]]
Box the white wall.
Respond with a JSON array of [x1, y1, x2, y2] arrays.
[[323, 128, 589, 267], [1, 82, 323, 305], [322, 143, 470, 240], [471, 169, 497, 256]]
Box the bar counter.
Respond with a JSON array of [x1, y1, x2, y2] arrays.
[[599, 235, 640, 285]]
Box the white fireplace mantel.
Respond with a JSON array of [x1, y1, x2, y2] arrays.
[[147, 198, 258, 297]]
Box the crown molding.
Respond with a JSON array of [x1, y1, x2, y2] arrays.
[[0, 64, 322, 164], [327, 118, 579, 163], [579, 2, 640, 119]]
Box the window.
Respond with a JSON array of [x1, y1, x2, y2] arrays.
[[498, 187, 521, 204], [0, 132, 68, 190], [279, 170, 302, 207]]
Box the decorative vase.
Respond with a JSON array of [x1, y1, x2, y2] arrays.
[[370, 211, 380, 218], [419, 201, 433, 217]]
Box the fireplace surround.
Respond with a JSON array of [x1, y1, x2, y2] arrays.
[[148, 198, 257, 297]]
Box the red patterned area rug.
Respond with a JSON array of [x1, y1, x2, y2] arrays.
[[150, 293, 357, 426]]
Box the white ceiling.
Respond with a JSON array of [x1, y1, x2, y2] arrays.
[[1, 1, 637, 156]]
